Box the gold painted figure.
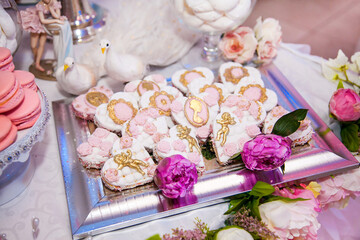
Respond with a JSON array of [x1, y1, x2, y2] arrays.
[[215, 112, 236, 146], [113, 150, 148, 175], [176, 125, 201, 153], [189, 99, 204, 124]]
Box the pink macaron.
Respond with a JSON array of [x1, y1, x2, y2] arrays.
[[0, 115, 17, 151], [14, 70, 38, 91], [0, 47, 15, 72], [0, 71, 25, 113], [5, 88, 41, 130]]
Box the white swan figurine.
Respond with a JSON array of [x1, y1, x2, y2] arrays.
[[56, 57, 96, 95], [100, 39, 147, 82]]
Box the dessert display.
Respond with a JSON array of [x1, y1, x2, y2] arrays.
[[0, 71, 24, 113]]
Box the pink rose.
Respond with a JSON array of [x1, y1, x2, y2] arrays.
[[143, 122, 157, 135], [146, 107, 160, 118], [187, 152, 201, 164], [218, 27, 257, 64], [223, 95, 240, 107], [196, 126, 210, 139], [257, 40, 278, 64], [99, 141, 113, 153], [152, 132, 164, 143], [246, 124, 260, 138], [77, 142, 93, 156], [157, 140, 171, 154], [128, 122, 141, 137], [120, 135, 133, 148], [172, 139, 186, 152], [170, 100, 183, 113], [92, 128, 110, 138], [254, 17, 282, 45], [223, 142, 238, 157], [329, 88, 360, 121], [134, 113, 147, 125], [87, 135, 101, 147], [104, 168, 119, 183]]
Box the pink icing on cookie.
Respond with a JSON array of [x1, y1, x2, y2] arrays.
[[187, 152, 201, 164], [77, 142, 93, 156], [134, 113, 147, 125], [146, 164, 157, 177], [93, 128, 110, 138], [196, 126, 210, 139], [223, 142, 238, 157], [124, 82, 138, 92], [120, 135, 133, 148], [238, 98, 250, 110], [104, 168, 119, 182], [98, 150, 109, 157], [299, 118, 311, 131], [238, 138, 249, 152], [151, 74, 166, 83], [143, 122, 157, 135], [152, 132, 163, 143], [185, 72, 202, 83], [157, 140, 171, 153], [248, 102, 260, 119], [147, 108, 160, 118], [114, 103, 133, 121], [155, 95, 171, 111], [138, 82, 160, 95], [272, 106, 287, 117], [172, 139, 186, 152], [204, 95, 218, 106], [88, 135, 101, 147], [246, 125, 260, 138], [100, 140, 113, 152], [171, 100, 183, 113], [128, 122, 141, 137], [243, 87, 262, 101], [224, 95, 240, 107], [231, 67, 244, 78], [233, 108, 244, 120]]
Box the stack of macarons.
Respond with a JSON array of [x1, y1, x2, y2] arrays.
[[0, 115, 17, 151], [14, 70, 37, 91], [0, 47, 15, 72]]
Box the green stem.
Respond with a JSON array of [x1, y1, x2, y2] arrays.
[[338, 69, 360, 88]]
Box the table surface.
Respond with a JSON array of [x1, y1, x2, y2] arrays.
[[1, 4, 360, 240]]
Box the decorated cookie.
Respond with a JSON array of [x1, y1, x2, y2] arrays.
[[212, 110, 259, 165], [234, 77, 278, 112], [171, 67, 214, 93], [76, 128, 119, 169], [122, 107, 169, 150], [220, 94, 266, 126], [72, 86, 113, 120], [101, 137, 157, 191], [263, 106, 313, 146], [154, 125, 205, 172], [218, 62, 262, 93], [94, 92, 138, 133], [170, 95, 218, 141]]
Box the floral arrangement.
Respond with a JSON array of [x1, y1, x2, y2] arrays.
[[218, 17, 282, 65], [322, 50, 360, 152]]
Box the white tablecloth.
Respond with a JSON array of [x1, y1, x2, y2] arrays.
[[1, 6, 360, 240]]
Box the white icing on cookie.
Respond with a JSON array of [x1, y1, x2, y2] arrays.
[[171, 67, 214, 93]]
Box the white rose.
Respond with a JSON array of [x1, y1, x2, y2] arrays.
[[350, 52, 360, 73], [215, 226, 254, 240], [254, 17, 282, 44]]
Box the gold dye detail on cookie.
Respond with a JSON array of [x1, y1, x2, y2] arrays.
[[113, 150, 149, 175], [86, 92, 109, 107], [238, 84, 268, 103], [223, 67, 249, 84], [199, 84, 224, 104], [149, 91, 174, 116], [215, 112, 236, 146], [137, 80, 160, 96], [177, 125, 201, 153], [107, 99, 138, 125], [184, 96, 209, 127], [179, 70, 205, 87]]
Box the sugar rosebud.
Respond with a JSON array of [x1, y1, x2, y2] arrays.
[[329, 88, 360, 122], [154, 154, 198, 198], [241, 134, 292, 171]]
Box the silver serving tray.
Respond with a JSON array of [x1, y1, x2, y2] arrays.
[[53, 64, 359, 239]]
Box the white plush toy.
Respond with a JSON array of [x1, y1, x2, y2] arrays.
[[0, 5, 18, 54]]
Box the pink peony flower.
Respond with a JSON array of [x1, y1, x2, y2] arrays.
[[259, 187, 321, 240], [154, 154, 198, 198], [218, 27, 258, 64], [241, 134, 292, 171], [329, 88, 360, 122]]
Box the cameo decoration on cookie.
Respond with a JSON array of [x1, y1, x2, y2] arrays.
[[114, 150, 149, 175], [107, 99, 138, 125], [215, 112, 236, 146], [149, 91, 175, 116], [137, 80, 160, 96], [223, 66, 249, 84], [184, 96, 209, 128]]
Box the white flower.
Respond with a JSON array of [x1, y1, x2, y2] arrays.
[[215, 226, 254, 240], [350, 52, 360, 73], [322, 49, 349, 80], [254, 17, 282, 44]]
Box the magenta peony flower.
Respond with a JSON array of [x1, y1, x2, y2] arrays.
[[154, 155, 198, 198], [329, 88, 360, 122], [241, 134, 292, 171]]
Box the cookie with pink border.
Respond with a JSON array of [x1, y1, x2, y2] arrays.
[[154, 124, 205, 172], [220, 94, 266, 126], [212, 110, 260, 165], [218, 62, 262, 93], [263, 106, 313, 146], [171, 67, 214, 93], [76, 128, 119, 169], [170, 95, 218, 142], [101, 137, 156, 191], [71, 85, 113, 120], [234, 77, 278, 112], [122, 107, 170, 150], [94, 92, 138, 133]]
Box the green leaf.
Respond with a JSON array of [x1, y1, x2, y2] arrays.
[[340, 123, 360, 152], [262, 195, 309, 204], [229, 152, 242, 161], [271, 109, 308, 137], [249, 181, 275, 197], [146, 234, 162, 240], [249, 197, 261, 220], [337, 80, 344, 89], [201, 138, 216, 160], [225, 198, 248, 215]]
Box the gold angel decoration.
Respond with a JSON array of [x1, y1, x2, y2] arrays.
[[113, 150, 148, 175], [215, 112, 236, 146], [176, 125, 201, 153]]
